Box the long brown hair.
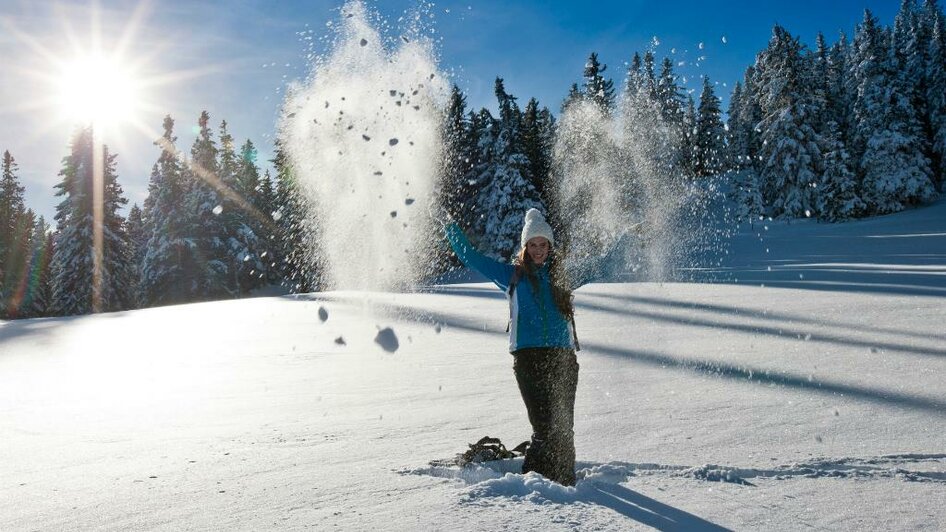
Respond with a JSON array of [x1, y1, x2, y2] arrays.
[[515, 245, 574, 319]]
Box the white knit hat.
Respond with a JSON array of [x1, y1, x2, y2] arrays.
[[521, 208, 555, 249]]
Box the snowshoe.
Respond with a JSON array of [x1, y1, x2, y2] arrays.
[[431, 436, 530, 468]]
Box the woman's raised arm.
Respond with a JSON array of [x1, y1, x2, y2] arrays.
[[445, 223, 515, 291]]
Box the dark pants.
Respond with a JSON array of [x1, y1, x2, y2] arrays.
[[513, 347, 579, 486]]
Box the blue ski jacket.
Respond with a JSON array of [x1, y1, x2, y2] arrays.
[[446, 223, 604, 353]]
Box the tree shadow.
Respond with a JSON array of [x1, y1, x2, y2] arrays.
[[586, 340, 946, 417], [289, 292, 508, 336], [580, 290, 946, 344], [0, 316, 78, 354], [0, 309, 148, 352], [722, 274, 946, 298], [572, 296, 946, 359], [585, 482, 731, 531], [419, 285, 505, 300]]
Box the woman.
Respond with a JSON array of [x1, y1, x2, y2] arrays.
[[445, 208, 585, 486]]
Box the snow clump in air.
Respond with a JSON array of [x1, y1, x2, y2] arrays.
[[374, 327, 399, 352]]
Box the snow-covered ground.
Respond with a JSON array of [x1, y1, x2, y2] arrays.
[[2, 201, 945, 531]]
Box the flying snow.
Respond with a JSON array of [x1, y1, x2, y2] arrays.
[[279, 0, 449, 291]]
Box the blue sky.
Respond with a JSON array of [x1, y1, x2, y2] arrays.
[[0, 0, 900, 222]]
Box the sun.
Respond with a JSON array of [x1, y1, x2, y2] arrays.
[[57, 53, 141, 129], [4, 0, 216, 149]]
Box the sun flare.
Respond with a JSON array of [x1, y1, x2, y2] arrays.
[[57, 53, 141, 128]]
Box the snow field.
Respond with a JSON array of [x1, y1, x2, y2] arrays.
[[3, 200, 945, 530], [1, 276, 944, 530]]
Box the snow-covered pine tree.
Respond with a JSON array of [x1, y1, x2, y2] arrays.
[[755, 25, 824, 218], [521, 97, 556, 211], [124, 203, 145, 304], [621, 55, 685, 190], [434, 85, 475, 276], [236, 139, 261, 205], [230, 137, 267, 293], [221, 124, 266, 294], [562, 83, 583, 113], [272, 143, 319, 293], [817, 120, 866, 221], [726, 82, 746, 171], [22, 216, 53, 317], [462, 108, 490, 231], [657, 57, 687, 127], [613, 60, 695, 279], [851, 10, 936, 213], [642, 52, 658, 100], [827, 32, 853, 142], [216, 121, 263, 296], [254, 169, 280, 284], [812, 32, 831, 136], [625, 53, 643, 95], [729, 169, 765, 226], [470, 78, 544, 260], [182, 111, 229, 300], [727, 73, 769, 219], [218, 120, 238, 186], [50, 127, 134, 315], [737, 66, 764, 171], [256, 170, 276, 226], [680, 95, 698, 178], [694, 76, 726, 177], [583, 52, 616, 113], [49, 129, 88, 315], [0, 150, 25, 247], [126, 204, 145, 264], [653, 57, 689, 179], [439, 85, 475, 222], [140, 115, 199, 306], [809, 31, 863, 221], [3, 208, 35, 317], [95, 146, 133, 311], [927, 6, 946, 189], [814, 32, 830, 85], [895, 0, 932, 150], [0, 150, 26, 312], [924, 0, 945, 32], [848, 12, 878, 161]]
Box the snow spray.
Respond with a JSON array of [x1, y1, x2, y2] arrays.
[[552, 86, 725, 281], [279, 1, 449, 290]]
